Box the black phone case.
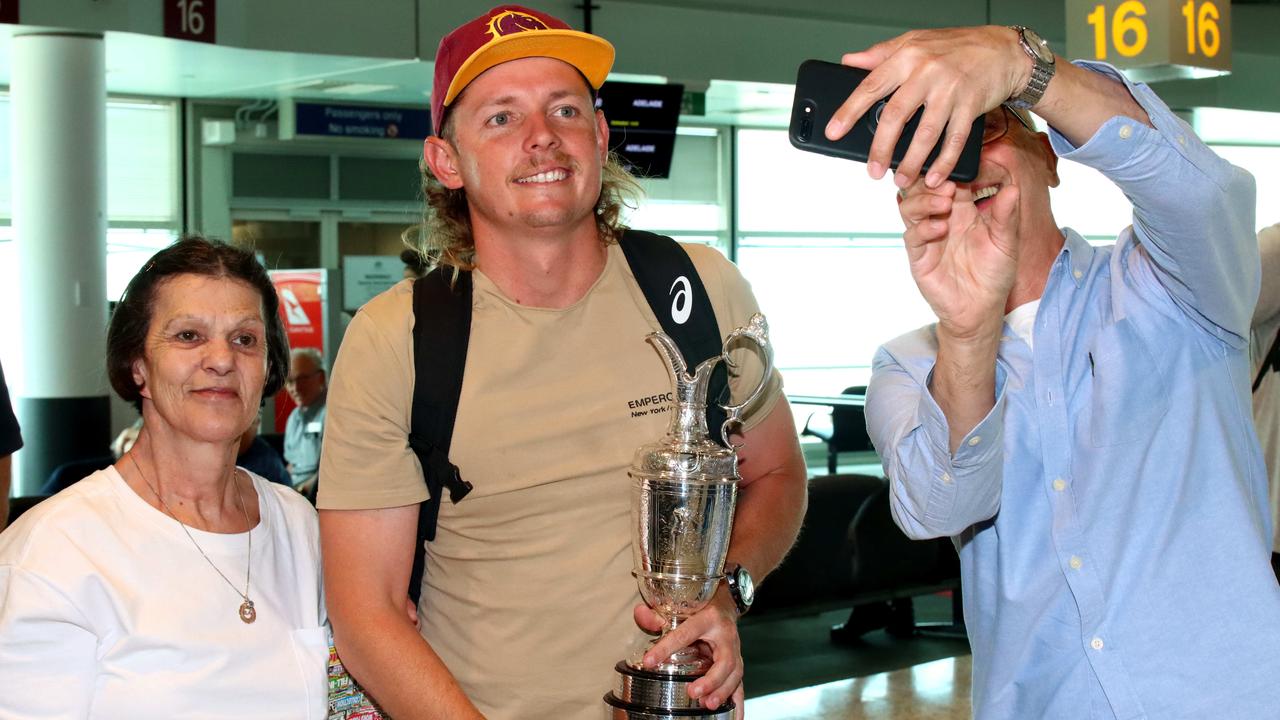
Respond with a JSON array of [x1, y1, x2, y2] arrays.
[[789, 59, 983, 183]]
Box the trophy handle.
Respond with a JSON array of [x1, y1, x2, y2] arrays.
[[718, 313, 772, 447]]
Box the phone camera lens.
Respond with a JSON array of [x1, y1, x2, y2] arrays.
[[797, 101, 815, 143]]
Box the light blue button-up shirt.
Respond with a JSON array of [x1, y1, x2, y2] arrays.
[[866, 63, 1280, 719]]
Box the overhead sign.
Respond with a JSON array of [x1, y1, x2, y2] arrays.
[[164, 0, 216, 44], [0, 1, 18, 24], [1066, 0, 1230, 80], [290, 102, 431, 141], [597, 82, 684, 179]]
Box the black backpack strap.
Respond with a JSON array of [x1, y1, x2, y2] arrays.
[[617, 229, 730, 446], [407, 266, 475, 603], [1255, 326, 1280, 393]]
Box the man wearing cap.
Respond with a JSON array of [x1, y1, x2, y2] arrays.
[[317, 6, 806, 720]]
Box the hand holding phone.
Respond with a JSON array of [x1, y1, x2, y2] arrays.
[[789, 60, 983, 183]]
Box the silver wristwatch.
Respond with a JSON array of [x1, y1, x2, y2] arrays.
[[725, 564, 755, 616], [1008, 26, 1055, 110]]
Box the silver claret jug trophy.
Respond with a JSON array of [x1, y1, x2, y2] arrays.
[[604, 313, 772, 720]]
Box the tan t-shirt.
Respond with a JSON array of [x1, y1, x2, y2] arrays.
[[318, 240, 781, 720]]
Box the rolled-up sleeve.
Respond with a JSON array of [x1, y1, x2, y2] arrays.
[[1051, 61, 1258, 345], [866, 338, 1005, 539]]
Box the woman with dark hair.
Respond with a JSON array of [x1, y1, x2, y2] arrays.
[[0, 237, 327, 718]]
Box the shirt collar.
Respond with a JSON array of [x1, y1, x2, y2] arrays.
[[1059, 228, 1095, 288]]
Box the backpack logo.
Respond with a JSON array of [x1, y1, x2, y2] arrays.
[[669, 276, 692, 325]]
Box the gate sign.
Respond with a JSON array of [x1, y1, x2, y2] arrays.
[[1066, 0, 1230, 79], [0, 1, 18, 24], [164, 0, 216, 44]]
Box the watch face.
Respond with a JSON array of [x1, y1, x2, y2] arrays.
[[736, 567, 755, 605], [1022, 28, 1054, 64]]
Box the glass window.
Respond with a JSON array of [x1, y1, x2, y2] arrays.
[[106, 229, 180, 301], [623, 128, 729, 252], [1208, 145, 1280, 230], [0, 96, 179, 222], [106, 100, 179, 223], [1049, 160, 1133, 240], [737, 128, 902, 235], [735, 128, 924, 396], [736, 236, 934, 394]]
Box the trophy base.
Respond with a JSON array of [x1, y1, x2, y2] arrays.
[[604, 661, 734, 719]]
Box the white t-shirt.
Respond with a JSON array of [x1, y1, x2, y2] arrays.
[[1005, 299, 1041, 350], [0, 467, 327, 719]]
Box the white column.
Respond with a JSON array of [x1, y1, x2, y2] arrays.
[[11, 32, 110, 495]]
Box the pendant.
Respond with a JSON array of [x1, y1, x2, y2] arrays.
[[239, 600, 257, 624]]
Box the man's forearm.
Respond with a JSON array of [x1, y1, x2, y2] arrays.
[[1034, 56, 1152, 148], [930, 326, 1001, 454], [332, 601, 484, 720], [726, 401, 808, 582], [322, 506, 485, 720]]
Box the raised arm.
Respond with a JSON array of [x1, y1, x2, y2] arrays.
[[321, 506, 484, 720], [825, 26, 1151, 188]]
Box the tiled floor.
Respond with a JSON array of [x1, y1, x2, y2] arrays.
[[745, 655, 972, 720], [740, 597, 970, 698]]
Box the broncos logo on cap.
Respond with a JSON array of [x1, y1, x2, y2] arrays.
[[486, 10, 549, 38]]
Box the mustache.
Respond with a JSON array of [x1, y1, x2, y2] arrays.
[[515, 151, 576, 178]]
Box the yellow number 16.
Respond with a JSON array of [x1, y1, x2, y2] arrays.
[[1087, 0, 1149, 59], [1182, 0, 1221, 57]]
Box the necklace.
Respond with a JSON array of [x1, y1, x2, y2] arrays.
[[128, 453, 257, 624]]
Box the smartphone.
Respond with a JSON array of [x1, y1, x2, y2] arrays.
[[789, 59, 983, 183]]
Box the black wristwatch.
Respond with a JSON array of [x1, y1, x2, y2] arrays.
[[725, 564, 755, 616]]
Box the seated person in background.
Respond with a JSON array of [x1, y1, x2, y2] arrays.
[[284, 347, 326, 492], [239, 413, 293, 488], [851, 25, 1280, 718], [1252, 223, 1280, 581], [0, 360, 22, 532], [0, 237, 326, 717]]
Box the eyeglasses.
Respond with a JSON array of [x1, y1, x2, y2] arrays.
[[284, 370, 321, 386], [981, 105, 1036, 146]]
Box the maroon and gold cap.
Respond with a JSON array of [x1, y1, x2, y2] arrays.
[[431, 5, 616, 134]]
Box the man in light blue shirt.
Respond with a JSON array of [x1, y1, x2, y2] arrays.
[[829, 25, 1280, 719], [284, 347, 326, 492]]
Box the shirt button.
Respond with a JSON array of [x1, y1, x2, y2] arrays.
[[1073, 269, 1083, 280], [968, 436, 982, 446], [1118, 125, 1133, 140], [1091, 637, 1104, 651], [1070, 556, 1083, 570], [941, 472, 953, 485], [1177, 135, 1187, 146], [1053, 478, 1066, 492]]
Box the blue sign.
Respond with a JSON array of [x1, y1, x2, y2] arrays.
[[294, 102, 431, 140]]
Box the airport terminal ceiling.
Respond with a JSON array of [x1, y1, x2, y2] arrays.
[[0, 0, 1279, 122]]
